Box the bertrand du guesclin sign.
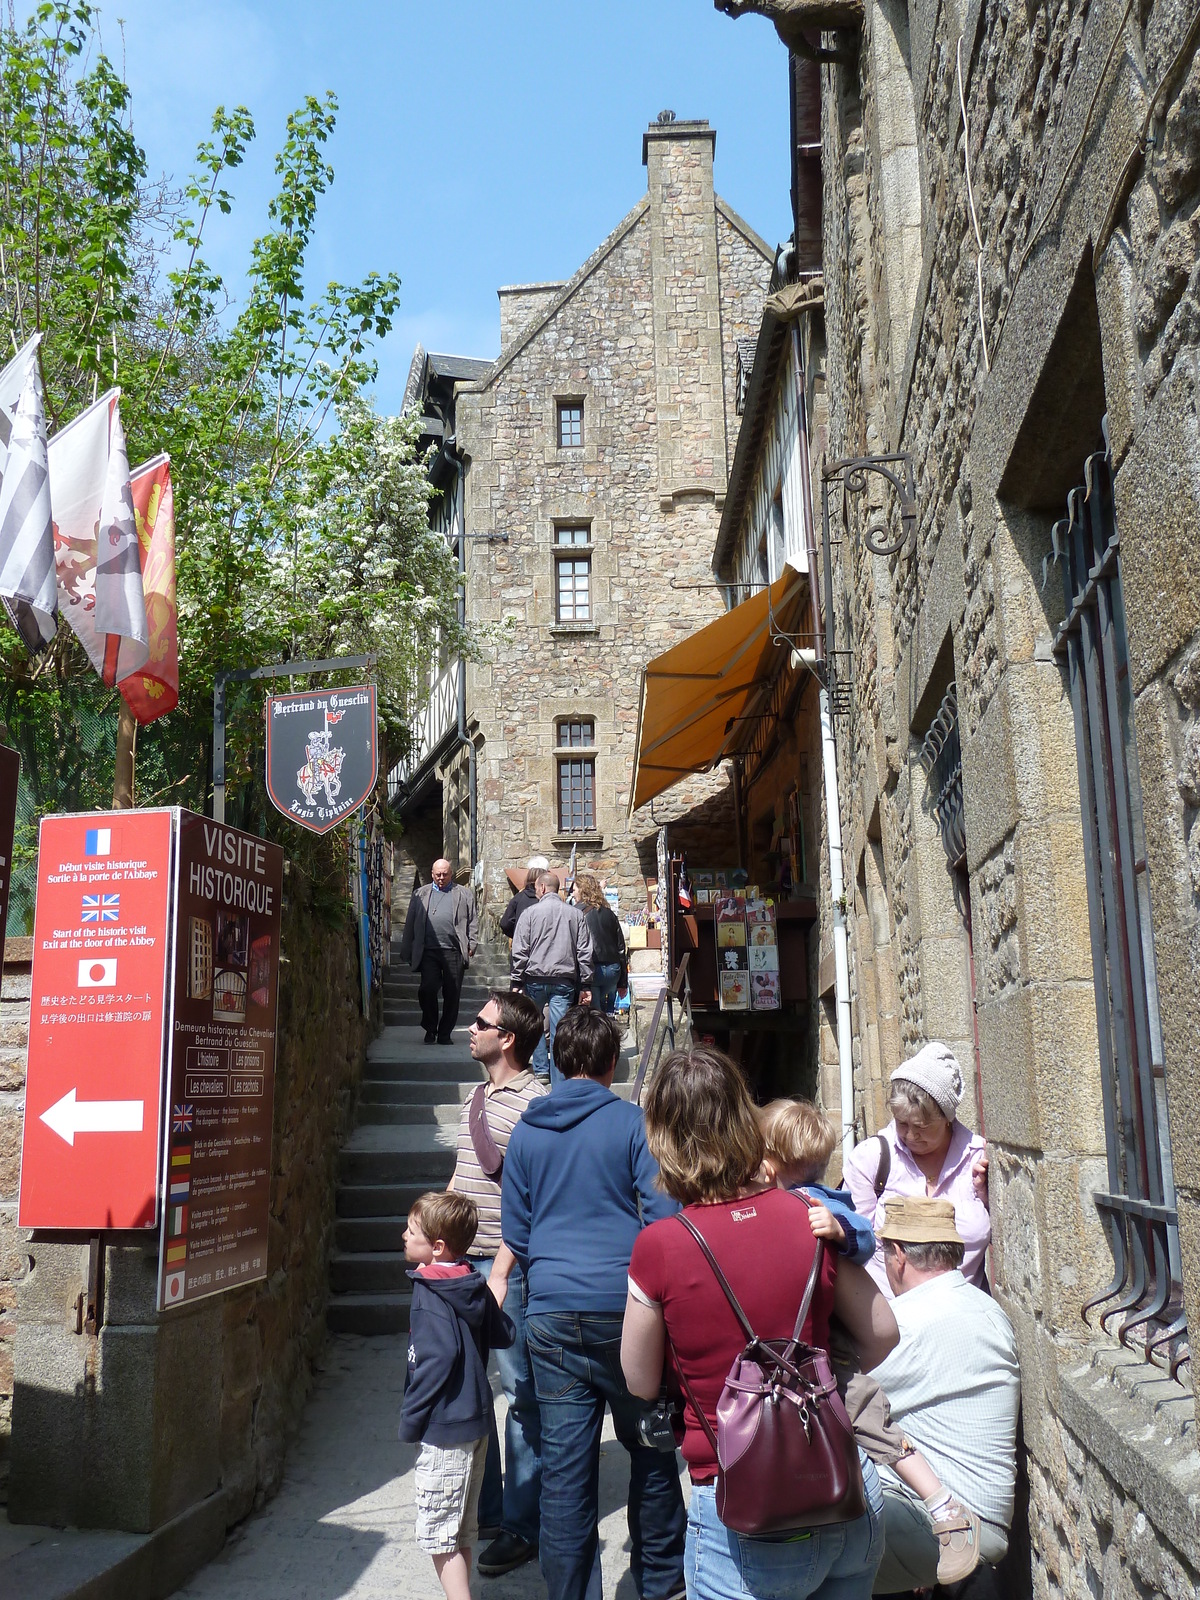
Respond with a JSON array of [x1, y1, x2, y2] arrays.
[[264, 684, 379, 834]]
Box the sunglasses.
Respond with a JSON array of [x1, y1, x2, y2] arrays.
[[472, 1014, 508, 1032]]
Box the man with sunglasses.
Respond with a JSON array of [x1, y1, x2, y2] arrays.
[[450, 990, 547, 1577]]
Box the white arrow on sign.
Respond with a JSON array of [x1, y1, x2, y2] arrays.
[[40, 1088, 144, 1147]]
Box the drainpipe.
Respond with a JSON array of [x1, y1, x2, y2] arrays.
[[793, 324, 856, 1160], [448, 445, 477, 873]]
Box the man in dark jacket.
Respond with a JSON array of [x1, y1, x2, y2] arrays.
[[400, 1191, 514, 1592], [499, 865, 541, 942], [399, 859, 478, 1044], [501, 1007, 684, 1600]]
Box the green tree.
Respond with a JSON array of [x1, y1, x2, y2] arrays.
[[0, 2, 461, 908]]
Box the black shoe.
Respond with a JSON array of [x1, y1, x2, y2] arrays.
[[436, 1035, 454, 1045], [477, 1532, 538, 1576], [477, 1524, 503, 1542], [424, 1031, 437, 1044]]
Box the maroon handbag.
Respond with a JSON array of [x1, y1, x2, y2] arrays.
[[671, 1213, 865, 1536]]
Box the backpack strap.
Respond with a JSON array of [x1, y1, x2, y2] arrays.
[[874, 1132, 891, 1199], [676, 1211, 826, 1353]]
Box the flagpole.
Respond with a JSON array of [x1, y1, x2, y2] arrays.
[[113, 701, 137, 808]]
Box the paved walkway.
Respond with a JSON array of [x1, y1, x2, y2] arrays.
[[176, 1332, 685, 1600]]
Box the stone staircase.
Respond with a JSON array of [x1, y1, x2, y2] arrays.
[[327, 938, 638, 1336]]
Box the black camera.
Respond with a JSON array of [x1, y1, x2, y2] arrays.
[[637, 1397, 679, 1452]]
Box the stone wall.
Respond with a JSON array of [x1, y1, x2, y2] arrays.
[[456, 119, 774, 924], [0, 941, 31, 1490], [808, 0, 1200, 1592], [5, 854, 375, 1530]]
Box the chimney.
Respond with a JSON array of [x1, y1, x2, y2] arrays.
[[643, 114, 728, 510]]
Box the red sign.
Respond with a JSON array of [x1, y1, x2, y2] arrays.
[[157, 812, 283, 1310], [18, 811, 174, 1229]]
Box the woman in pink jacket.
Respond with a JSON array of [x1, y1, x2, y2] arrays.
[[844, 1043, 991, 1295]]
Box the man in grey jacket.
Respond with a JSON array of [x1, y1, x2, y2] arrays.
[[510, 870, 593, 1083], [399, 859, 479, 1044]]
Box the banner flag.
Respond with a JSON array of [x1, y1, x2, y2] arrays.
[[47, 389, 149, 684], [0, 336, 57, 651], [119, 454, 178, 722]]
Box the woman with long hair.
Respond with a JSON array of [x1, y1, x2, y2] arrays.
[[573, 873, 627, 1014], [621, 1047, 898, 1600]]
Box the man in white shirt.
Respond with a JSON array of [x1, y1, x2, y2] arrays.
[[870, 1196, 1021, 1595]]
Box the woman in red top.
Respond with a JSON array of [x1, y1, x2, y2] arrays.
[[622, 1048, 898, 1600]]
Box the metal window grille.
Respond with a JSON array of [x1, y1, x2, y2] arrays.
[[557, 719, 595, 748], [918, 685, 966, 869], [558, 403, 583, 448], [558, 757, 595, 832], [556, 555, 591, 621], [1052, 443, 1187, 1377]]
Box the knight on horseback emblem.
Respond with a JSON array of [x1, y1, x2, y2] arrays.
[[296, 709, 346, 807]]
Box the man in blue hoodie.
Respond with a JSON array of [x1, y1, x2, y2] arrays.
[[502, 1006, 684, 1600]]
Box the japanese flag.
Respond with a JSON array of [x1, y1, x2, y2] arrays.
[[163, 1270, 186, 1306], [77, 957, 116, 988]]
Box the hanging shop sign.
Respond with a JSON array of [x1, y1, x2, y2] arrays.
[[19, 809, 175, 1230], [264, 684, 378, 834], [0, 745, 19, 945], [157, 811, 283, 1310]]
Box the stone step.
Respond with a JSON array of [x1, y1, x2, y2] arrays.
[[330, 1250, 413, 1294], [336, 1181, 431, 1218], [335, 1214, 408, 1252], [360, 1078, 477, 1105], [357, 1101, 462, 1127], [337, 1125, 457, 1185], [325, 1290, 412, 1336], [365, 1057, 483, 1084]]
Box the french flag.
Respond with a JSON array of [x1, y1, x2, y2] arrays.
[[85, 827, 111, 857]]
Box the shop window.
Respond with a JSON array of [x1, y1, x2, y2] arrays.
[[554, 526, 591, 622], [1053, 440, 1184, 1375], [557, 401, 583, 448], [556, 718, 596, 833]]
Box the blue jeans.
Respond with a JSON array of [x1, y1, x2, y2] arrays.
[[475, 1257, 542, 1544], [526, 1311, 686, 1600], [686, 1462, 883, 1600], [592, 962, 623, 1014], [524, 979, 577, 1084]]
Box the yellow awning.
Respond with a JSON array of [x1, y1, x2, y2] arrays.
[[628, 568, 807, 814]]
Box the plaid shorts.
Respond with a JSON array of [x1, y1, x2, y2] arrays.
[[413, 1436, 488, 1554]]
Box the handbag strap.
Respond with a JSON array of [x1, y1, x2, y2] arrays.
[[676, 1210, 825, 1352], [468, 1083, 505, 1180]]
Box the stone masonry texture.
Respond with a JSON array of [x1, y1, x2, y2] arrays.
[[454, 120, 774, 922], [804, 0, 1200, 1593]]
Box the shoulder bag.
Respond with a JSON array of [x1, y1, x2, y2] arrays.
[[468, 1085, 505, 1180], [669, 1212, 865, 1535]]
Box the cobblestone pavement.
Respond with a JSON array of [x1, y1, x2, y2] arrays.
[[176, 1332, 684, 1600]]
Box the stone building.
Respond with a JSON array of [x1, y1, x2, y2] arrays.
[[440, 117, 774, 921], [707, 0, 1200, 1593]]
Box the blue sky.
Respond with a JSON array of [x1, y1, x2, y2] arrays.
[[107, 1, 791, 416]]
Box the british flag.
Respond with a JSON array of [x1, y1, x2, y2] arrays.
[[81, 893, 120, 923], [172, 1104, 193, 1135]]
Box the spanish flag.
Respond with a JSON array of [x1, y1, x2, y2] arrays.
[[119, 454, 178, 723]]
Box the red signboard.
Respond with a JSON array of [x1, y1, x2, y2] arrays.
[[157, 812, 283, 1310], [18, 810, 174, 1230]]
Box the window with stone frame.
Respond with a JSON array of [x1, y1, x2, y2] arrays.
[[554, 526, 592, 622], [556, 718, 596, 833], [557, 400, 584, 449]]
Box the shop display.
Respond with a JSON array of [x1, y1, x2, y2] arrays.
[[747, 894, 781, 1010], [715, 894, 749, 1011]]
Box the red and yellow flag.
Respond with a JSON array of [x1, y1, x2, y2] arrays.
[[119, 454, 178, 723]]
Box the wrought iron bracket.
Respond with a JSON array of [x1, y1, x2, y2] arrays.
[[823, 453, 917, 557]]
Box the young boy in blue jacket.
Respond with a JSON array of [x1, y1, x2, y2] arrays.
[[400, 1191, 514, 1600], [758, 1100, 984, 1587]]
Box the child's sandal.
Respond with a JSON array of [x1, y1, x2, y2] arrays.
[[933, 1502, 982, 1585]]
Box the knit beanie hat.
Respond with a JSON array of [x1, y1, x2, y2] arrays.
[[891, 1042, 964, 1122]]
